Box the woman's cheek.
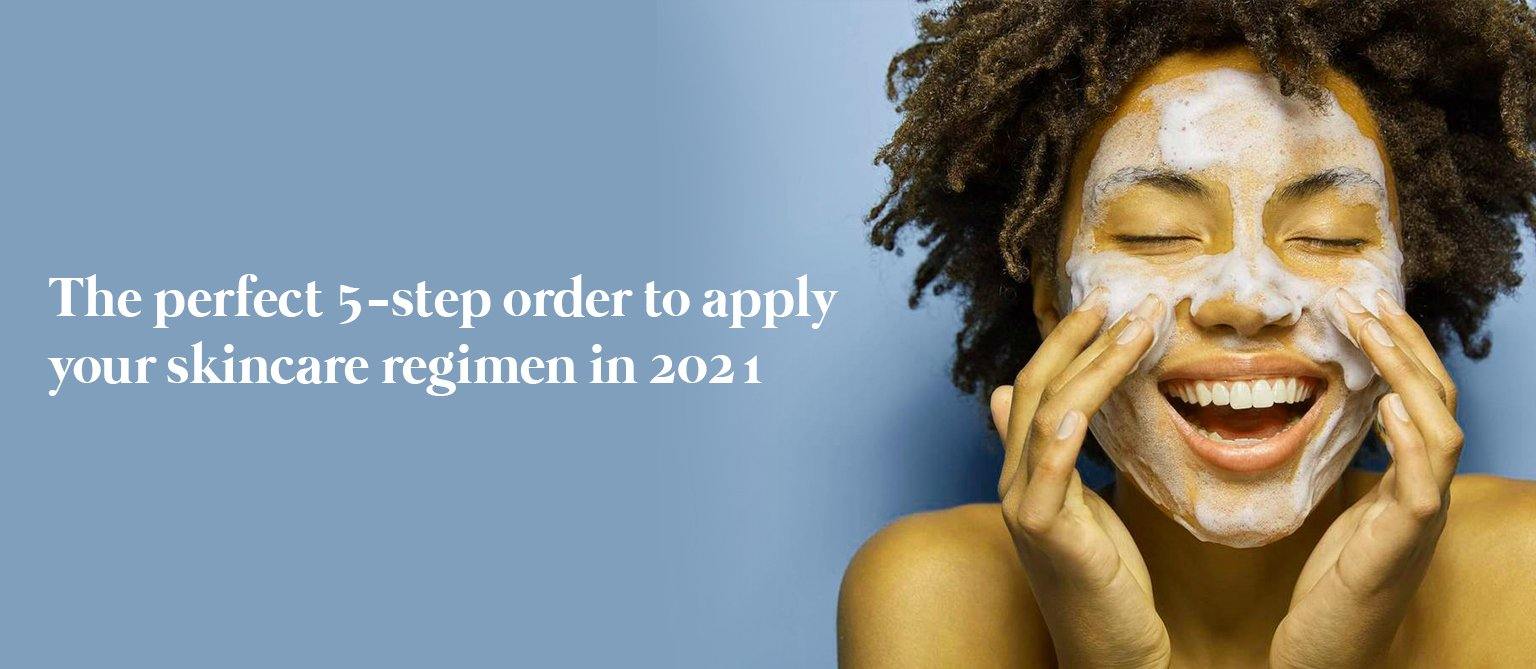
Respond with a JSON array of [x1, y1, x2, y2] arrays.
[[1069, 252, 1181, 315]]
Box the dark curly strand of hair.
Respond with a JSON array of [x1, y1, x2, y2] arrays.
[[868, 0, 1536, 402]]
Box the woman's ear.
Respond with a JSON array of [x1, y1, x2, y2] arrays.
[[1031, 253, 1062, 338]]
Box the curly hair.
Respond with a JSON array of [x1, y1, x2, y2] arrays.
[[868, 0, 1536, 401]]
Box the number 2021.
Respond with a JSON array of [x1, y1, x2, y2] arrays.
[[650, 354, 760, 384]]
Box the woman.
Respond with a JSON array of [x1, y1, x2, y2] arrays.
[[839, 1, 1536, 666]]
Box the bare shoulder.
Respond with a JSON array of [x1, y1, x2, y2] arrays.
[[837, 503, 1052, 668], [1434, 473, 1536, 571], [1409, 474, 1536, 663]]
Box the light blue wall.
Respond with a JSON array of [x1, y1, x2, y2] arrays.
[[3, 2, 1531, 667]]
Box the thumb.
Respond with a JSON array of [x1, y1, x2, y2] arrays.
[[990, 385, 1013, 439]]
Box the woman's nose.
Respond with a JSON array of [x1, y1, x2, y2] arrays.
[[1190, 296, 1286, 337]]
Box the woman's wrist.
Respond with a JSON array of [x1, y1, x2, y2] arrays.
[[1050, 620, 1171, 669], [1058, 645, 1170, 669]]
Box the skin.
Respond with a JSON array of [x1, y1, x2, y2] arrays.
[[838, 47, 1536, 668]]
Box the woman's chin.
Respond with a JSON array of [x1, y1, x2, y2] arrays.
[[1094, 376, 1378, 549], [1171, 491, 1312, 548], [1118, 446, 1319, 547], [1103, 388, 1363, 549]]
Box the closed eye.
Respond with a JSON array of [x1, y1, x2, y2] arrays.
[[1292, 237, 1367, 250], [1112, 234, 1201, 246]]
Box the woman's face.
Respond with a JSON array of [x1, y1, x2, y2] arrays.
[[1052, 49, 1403, 547]]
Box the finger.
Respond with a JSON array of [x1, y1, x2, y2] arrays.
[[991, 385, 1013, 436], [1373, 290, 1457, 412], [1014, 312, 1153, 532], [1333, 297, 1463, 487], [1331, 289, 1438, 387], [993, 386, 1020, 499], [1050, 294, 1164, 396], [1378, 393, 1442, 520], [1332, 289, 1445, 405], [1016, 409, 1087, 533], [1027, 312, 1155, 474], [1019, 287, 1111, 389], [1002, 289, 1109, 486]]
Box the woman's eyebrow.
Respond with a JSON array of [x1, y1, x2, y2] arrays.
[[1088, 167, 1209, 209], [1275, 167, 1385, 202]]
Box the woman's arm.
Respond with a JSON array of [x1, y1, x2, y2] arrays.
[[840, 291, 1173, 668]]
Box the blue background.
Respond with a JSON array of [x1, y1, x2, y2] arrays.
[[4, 2, 1532, 667]]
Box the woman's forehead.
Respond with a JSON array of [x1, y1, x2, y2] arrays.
[[1099, 47, 1385, 140], [1085, 67, 1386, 197]]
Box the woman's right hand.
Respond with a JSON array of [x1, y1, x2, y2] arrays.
[[991, 290, 1170, 669]]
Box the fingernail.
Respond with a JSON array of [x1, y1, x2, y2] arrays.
[[1075, 287, 1107, 312], [1055, 410, 1084, 439], [1336, 289, 1367, 314], [1365, 320, 1395, 347], [1386, 393, 1409, 422], [1132, 294, 1163, 321], [1376, 289, 1405, 316], [1117, 317, 1147, 344]]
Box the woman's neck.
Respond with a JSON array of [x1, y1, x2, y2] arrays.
[[1111, 471, 1352, 664]]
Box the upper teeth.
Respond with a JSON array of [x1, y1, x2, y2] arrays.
[[1162, 377, 1316, 409]]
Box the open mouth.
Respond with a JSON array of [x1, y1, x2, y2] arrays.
[[1158, 376, 1326, 473]]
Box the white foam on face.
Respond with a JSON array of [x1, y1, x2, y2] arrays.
[[1063, 68, 1402, 547]]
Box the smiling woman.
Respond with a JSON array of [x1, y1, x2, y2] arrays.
[[1061, 53, 1403, 548], [840, 1, 1536, 667]]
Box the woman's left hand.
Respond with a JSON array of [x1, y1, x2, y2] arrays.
[[1268, 289, 1464, 669]]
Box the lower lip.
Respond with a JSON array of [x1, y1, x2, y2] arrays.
[[1165, 392, 1323, 473]]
